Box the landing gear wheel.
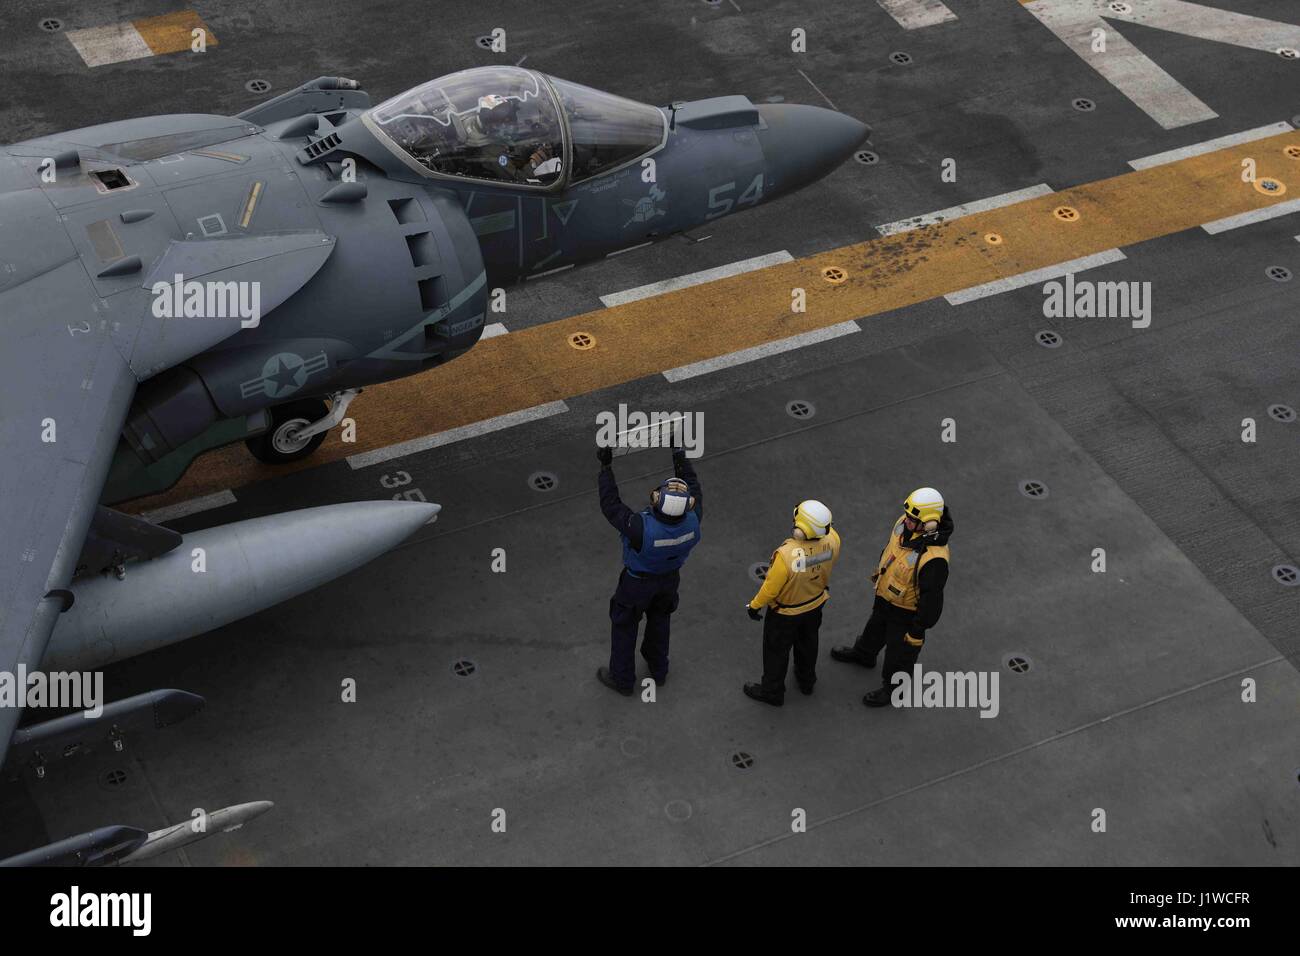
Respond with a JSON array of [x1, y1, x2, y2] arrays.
[[244, 399, 330, 464]]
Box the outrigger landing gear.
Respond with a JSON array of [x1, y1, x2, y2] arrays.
[[244, 389, 359, 464]]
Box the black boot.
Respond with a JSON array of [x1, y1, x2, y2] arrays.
[[862, 687, 892, 708], [831, 646, 877, 668], [743, 682, 783, 706], [597, 666, 633, 697], [798, 682, 815, 696]]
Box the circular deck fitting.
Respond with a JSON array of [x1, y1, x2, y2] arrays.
[[567, 331, 596, 350], [1003, 654, 1033, 674], [451, 659, 477, 677], [1035, 329, 1063, 349], [1254, 177, 1286, 196], [528, 471, 558, 492], [475, 35, 494, 49], [785, 399, 816, 420], [620, 736, 646, 757], [890, 51, 913, 66], [664, 799, 693, 822], [99, 768, 129, 790], [1268, 403, 1296, 423], [1072, 97, 1096, 112], [749, 561, 770, 583], [1284, 145, 1300, 160], [822, 266, 847, 284], [1272, 565, 1299, 587], [1276, 47, 1298, 59], [38, 17, 62, 31], [1019, 479, 1049, 499], [984, 232, 1004, 245], [1108, 1, 1133, 13], [854, 149, 879, 165], [730, 751, 756, 770], [1053, 205, 1081, 222], [245, 79, 271, 94], [1265, 265, 1292, 282]]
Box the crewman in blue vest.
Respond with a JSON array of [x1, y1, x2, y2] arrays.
[[595, 445, 703, 695]]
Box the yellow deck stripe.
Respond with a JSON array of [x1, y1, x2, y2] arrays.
[[134, 10, 217, 55], [123, 131, 1299, 513]]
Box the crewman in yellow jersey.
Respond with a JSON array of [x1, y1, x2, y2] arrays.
[[832, 487, 953, 708], [742, 500, 841, 706]]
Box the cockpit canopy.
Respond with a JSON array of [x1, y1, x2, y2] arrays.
[[365, 67, 666, 189]]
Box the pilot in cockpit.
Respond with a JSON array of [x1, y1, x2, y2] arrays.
[[463, 93, 561, 183], [372, 72, 565, 186]]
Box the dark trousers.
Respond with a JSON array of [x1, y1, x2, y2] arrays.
[[761, 606, 823, 698], [854, 595, 924, 691], [609, 568, 680, 690]]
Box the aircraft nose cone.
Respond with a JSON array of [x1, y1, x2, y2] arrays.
[[755, 104, 870, 197]]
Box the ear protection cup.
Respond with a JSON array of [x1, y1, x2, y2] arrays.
[[923, 519, 938, 532]]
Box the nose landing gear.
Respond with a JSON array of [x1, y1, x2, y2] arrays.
[[244, 389, 359, 464]]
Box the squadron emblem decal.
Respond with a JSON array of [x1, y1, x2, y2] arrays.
[[622, 184, 666, 228]]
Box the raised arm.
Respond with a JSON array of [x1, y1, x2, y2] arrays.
[[598, 449, 643, 550], [672, 449, 703, 522]]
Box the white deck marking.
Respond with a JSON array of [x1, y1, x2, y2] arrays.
[[795, 69, 837, 111], [875, 0, 957, 30], [1128, 122, 1295, 169], [662, 322, 860, 382], [876, 185, 1055, 237], [1022, 0, 1217, 130], [599, 251, 793, 307], [1023, 0, 1300, 129], [612, 415, 691, 459], [346, 401, 570, 469], [944, 249, 1127, 305], [605, 241, 654, 258], [1098, 0, 1300, 52], [526, 263, 574, 280], [140, 490, 237, 524], [65, 23, 154, 68], [481, 322, 509, 338], [1201, 198, 1300, 234]]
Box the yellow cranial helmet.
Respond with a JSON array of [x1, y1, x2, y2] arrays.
[[903, 487, 944, 525], [793, 500, 833, 539]]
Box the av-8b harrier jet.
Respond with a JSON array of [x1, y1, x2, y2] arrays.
[[0, 67, 867, 863]]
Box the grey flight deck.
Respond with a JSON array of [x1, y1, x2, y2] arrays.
[[17, 331, 1299, 866]]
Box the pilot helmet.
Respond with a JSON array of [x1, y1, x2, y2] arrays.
[[478, 94, 517, 131]]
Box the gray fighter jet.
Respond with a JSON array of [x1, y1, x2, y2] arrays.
[[0, 68, 867, 862]]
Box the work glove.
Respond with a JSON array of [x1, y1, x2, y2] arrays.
[[597, 445, 613, 468], [746, 604, 763, 621], [671, 446, 686, 464]]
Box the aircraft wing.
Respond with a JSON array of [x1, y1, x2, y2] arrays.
[[0, 255, 140, 758]]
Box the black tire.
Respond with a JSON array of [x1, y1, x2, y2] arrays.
[[244, 399, 330, 464]]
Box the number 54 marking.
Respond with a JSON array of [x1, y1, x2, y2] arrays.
[[706, 174, 763, 220]]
